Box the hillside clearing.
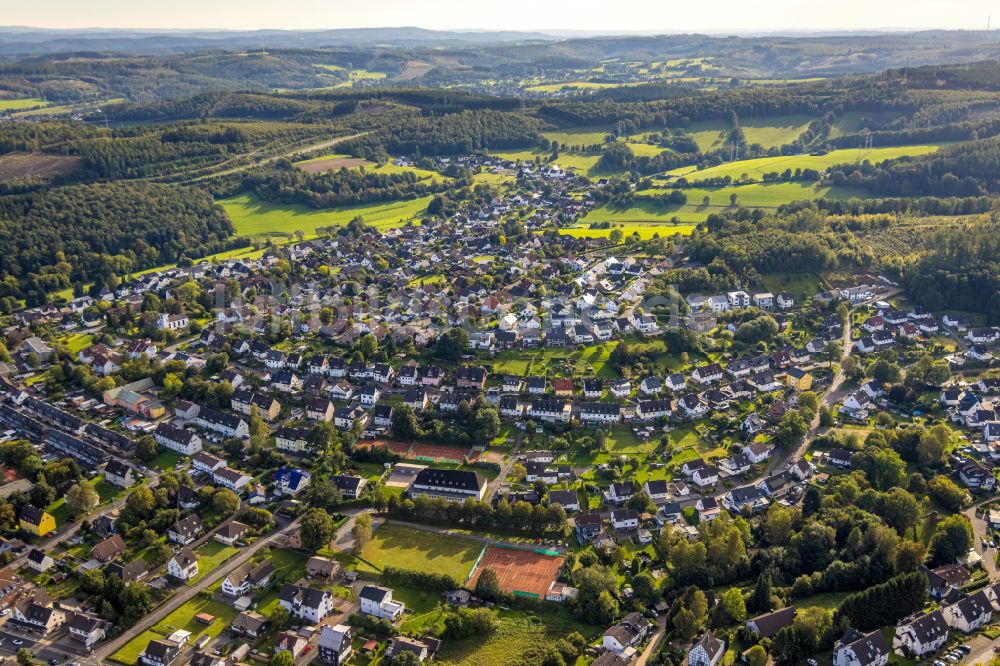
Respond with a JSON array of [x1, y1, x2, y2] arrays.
[[220, 193, 429, 238]]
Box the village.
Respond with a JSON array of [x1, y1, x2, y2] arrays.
[[0, 154, 996, 666]]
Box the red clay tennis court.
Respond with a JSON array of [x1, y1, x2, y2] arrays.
[[468, 546, 565, 598]]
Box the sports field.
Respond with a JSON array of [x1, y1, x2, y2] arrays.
[[220, 193, 430, 238], [362, 523, 482, 579], [468, 546, 565, 598]]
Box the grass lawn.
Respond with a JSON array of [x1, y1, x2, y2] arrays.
[[149, 450, 183, 471], [795, 590, 851, 610], [111, 629, 162, 665], [391, 585, 448, 634], [220, 193, 430, 239], [293, 153, 446, 183], [361, 523, 482, 580], [94, 476, 129, 504], [490, 342, 620, 379], [58, 333, 94, 353], [189, 541, 239, 585], [112, 595, 237, 664], [490, 148, 612, 179], [436, 607, 601, 666], [45, 497, 72, 527], [561, 220, 698, 240], [269, 548, 309, 580]]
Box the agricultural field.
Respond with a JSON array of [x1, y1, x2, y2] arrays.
[[685, 114, 816, 151], [295, 154, 374, 172], [829, 110, 906, 138], [360, 522, 482, 579], [293, 153, 446, 182], [525, 81, 635, 93], [667, 144, 942, 182], [0, 152, 81, 181], [0, 98, 50, 112], [490, 148, 605, 177], [559, 222, 698, 240], [220, 193, 431, 239]]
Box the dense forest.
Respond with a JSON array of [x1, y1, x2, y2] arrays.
[[903, 220, 1000, 323], [244, 164, 460, 208], [339, 108, 543, 159], [0, 182, 236, 303]]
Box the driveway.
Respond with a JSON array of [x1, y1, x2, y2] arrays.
[[964, 501, 999, 580]]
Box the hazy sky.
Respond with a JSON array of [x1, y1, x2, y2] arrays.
[[4, 0, 997, 32]]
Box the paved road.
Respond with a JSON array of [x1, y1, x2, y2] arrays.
[[90, 513, 304, 662], [330, 506, 376, 552], [960, 633, 996, 664], [486, 432, 523, 502], [12, 475, 160, 569]]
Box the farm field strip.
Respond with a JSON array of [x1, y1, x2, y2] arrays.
[[220, 193, 431, 238], [667, 144, 942, 181]]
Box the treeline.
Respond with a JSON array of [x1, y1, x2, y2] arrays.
[[828, 116, 1000, 150], [0, 181, 235, 303], [102, 91, 324, 121], [828, 136, 1000, 197], [537, 86, 832, 128], [782, 195, 998, 217], [340, 108, 542, 158], [243, 164, 456, 209], [376, 491, 568, 536]]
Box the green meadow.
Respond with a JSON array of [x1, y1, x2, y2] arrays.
[[668, 144, 942, 182], [220, 193, 429, 238], [0, 98, 50, 111], [685, 114, 816, 151]]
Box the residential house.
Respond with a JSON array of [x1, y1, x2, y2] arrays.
[[359, 585, 405, 621], [278, 583, 335, 623], [688, 632, 725, 666], [892, 610, 949, 658], [19, 506, 55, 537], [833, 628, 890, 666], [168, 515, 204, 545], [318, 624, 353, 665], [167, 549, 199, 582], [214, 521, 249, 546]]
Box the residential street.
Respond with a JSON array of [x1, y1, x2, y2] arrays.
[[89, 513, 304, 662]]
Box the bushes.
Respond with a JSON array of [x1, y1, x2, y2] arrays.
[[382, 566, 458, 593], [442, 607, 497, 640], [347, 612, 398, 637]]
